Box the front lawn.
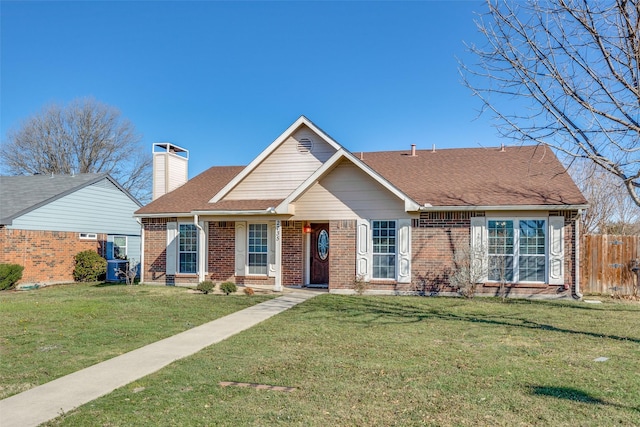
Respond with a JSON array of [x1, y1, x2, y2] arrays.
[[0, 283, 273, 399], [43, 295, 640, 426]]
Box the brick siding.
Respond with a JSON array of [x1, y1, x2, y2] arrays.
[[329, 220, 357, 289], [141, 211, 579, 297], [282, 221, 303, 286], [0, 227, 106, 284], [410, 211, 471, 294], [142, 217, 172, 284], [207, 221, 235, 282]]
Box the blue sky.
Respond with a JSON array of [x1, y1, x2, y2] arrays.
[[1, 1, 496, 178]]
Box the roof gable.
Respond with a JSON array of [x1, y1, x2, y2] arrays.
[[210, 116, 343, 203], [277, 149, 420, 214], [0, 173, 141, 225]]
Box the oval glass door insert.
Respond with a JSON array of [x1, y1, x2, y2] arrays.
[[318, 229, 329, 260]]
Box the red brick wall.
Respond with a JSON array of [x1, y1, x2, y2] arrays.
[[408, 211, 578, 297], [562, 211, 578, 293], [207, 221, 235, 282], [329, 220, 357, 289], [0, 227, 106, 284], [142, 217, 172, 284], [143, 219, 305, 287], [282, 221, 303, 286], [410, 212, 471, 294]]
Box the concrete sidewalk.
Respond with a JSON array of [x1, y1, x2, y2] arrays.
[[0, 291, 318, 427]]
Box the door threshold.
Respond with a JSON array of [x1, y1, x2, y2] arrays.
[[305, 284, 329, 289]]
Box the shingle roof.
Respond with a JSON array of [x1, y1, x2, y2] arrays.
[[135, 144, 587, 215], [0, 173, 109, 225], [360, 145, 587, 207], [135, 166, 247, 215]]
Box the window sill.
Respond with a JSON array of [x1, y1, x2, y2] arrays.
[[369, 279, 397, 285], [483, 282, 550, 289], [238, 275, 269, 281], [175, 273, 198, 277]]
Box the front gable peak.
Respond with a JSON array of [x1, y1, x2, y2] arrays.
[[209, 116, 344, 203]]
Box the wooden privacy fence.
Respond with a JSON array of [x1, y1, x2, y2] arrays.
[[581, 234, 639, 295]]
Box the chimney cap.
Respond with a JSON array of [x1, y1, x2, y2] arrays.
[[153, 142, 189, 158]]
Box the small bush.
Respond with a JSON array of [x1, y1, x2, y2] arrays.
[[352, 274, 369, 295], [0, 264, 24, 290], [73, 250, 107, 282], [220, 281, 237, 295], [243, 287, 255, 296], [197, 280, 215, 294]]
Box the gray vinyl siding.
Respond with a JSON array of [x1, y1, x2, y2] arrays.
[[9, 178, 141, 236], [106, 234, 142, 264]]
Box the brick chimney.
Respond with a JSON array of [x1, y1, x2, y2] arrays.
[[152, 143, 189, 200]]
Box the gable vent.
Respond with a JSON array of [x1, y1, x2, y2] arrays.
[[297, 137, 313, 154]]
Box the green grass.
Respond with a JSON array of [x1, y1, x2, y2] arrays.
[[0, 282, 273, 399], [40, 295, 640, 426]]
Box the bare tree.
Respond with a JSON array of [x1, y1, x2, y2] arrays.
[[461, 0, 640, 207], [571, 159, 640, 234], [2, 98, 152, 202]]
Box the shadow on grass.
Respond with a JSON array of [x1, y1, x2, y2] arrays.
[[297, 295, 640, 344], [530, 386, 606, 404], [530, 385, 640, 413]]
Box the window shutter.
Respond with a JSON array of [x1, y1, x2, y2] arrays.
[[470, 217, 487, 282], [235, 222, 247, 276], [548, 216, 565, 285], [356, 219, 371, 281], [166, 222, 177, 275], [198, 220, 207, 278], [397, 219, 411, 283], [268, 222, 276, 277]]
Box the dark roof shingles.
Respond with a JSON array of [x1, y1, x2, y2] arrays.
[[135, 145, 587, 215], [360, 145, 587, 206]]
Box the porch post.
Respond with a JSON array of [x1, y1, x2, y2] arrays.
[[195, 215, 206, 284], [274, 220, 283, 291]]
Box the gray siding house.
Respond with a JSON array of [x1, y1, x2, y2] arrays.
[[0, 173, 142, 285]]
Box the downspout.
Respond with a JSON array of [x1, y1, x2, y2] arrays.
[[574, 209, 583, 299], [136, 218, 144, 284], [194, 214, 206, 283]]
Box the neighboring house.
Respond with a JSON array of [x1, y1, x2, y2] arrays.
[[135, 116, 588, 298], [0, 173, 142, 285]]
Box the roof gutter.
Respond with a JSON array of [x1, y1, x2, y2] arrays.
[[134, 208, 285, 218], [191, 208, 281, 216], [419, 204, 589, 212]]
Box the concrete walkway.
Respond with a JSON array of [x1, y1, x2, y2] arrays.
[[0, 291, 318, 427]]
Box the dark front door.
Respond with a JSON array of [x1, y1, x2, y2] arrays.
[[310, 223, 329, 285]]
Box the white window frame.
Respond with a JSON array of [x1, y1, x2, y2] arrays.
[[486, 217, 548, 284], [247, 223, 269, 276], [372, 220, 397, 280], [178, 222, 198, 275], [112, 236, 128, 260]]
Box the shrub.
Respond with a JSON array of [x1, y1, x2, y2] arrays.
[[220, 281, 237, 295], [243, 287, 255, 296], [197, 280, 215, 294], [352, 274, 369, 295], [73, 250, 107, 282], [0, 264, 24, 290]]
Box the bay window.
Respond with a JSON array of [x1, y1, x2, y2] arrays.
[[487, 219, 546, 283]]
